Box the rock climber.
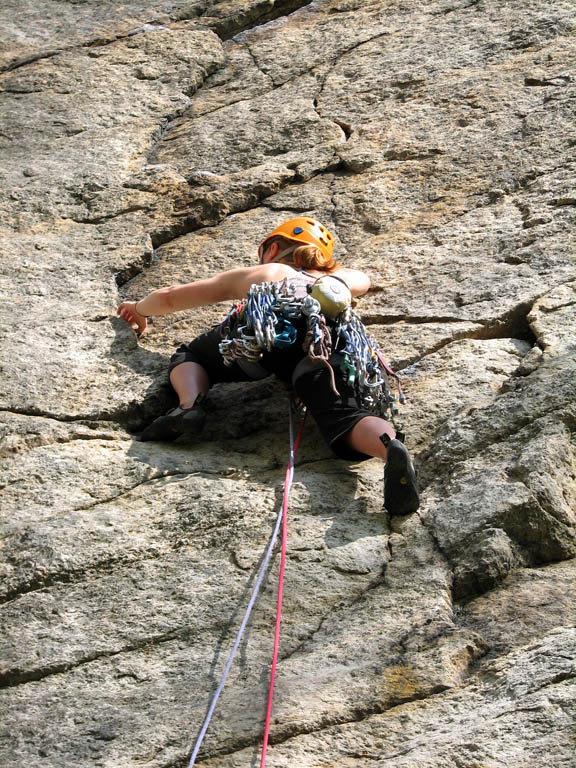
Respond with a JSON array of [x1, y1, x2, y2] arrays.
[[117, 217, 419, 515]]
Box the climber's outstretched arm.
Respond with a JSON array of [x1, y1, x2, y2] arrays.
[[117, 262, 371, 333], [117, 263, 289, 332]]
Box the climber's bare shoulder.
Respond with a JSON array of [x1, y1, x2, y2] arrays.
[[333, 267, 371, 297], [166, 263, 369, 310], [165, 263, 294, 308]]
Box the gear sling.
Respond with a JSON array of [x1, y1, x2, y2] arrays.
[[219, 273, 404, 419]]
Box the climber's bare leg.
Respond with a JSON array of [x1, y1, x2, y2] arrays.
[[347, 416, 419, 514], [346, 416, 395, 459], [170, 362, 209, 409]]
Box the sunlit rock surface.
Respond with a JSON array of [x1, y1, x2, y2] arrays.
[[1, 1, 574, 766]]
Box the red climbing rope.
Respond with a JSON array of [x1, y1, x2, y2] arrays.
[[187, 400, 305, 768], [260, 402, 306, 768]]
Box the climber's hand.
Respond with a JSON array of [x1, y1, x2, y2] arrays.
[[117, 301, 148, 335]]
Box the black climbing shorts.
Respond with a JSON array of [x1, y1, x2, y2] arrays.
[[293, 365, 375, 462], [169, 324, 256, 385], [169, 325, 375, 462]]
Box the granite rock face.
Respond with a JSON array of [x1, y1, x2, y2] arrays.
[[1, 1, 575, 767]]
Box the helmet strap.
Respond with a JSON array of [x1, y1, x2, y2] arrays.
[[267, 246, 296, 264]]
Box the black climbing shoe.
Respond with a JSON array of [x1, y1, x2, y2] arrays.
[[140, 399, 207, 442], [383, 438, 420, 516]]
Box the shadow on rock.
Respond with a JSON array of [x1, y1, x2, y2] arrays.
[[108, 317, 178, 430]]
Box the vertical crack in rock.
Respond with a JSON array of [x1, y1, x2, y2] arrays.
[[278, 565, 388, 664], [240, 38, 276, 86], [142, 1, 319, 160], [240, 40, 275, 86]]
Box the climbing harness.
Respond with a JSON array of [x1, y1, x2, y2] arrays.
[[187, 401, 306, 768], [219, 278, 405, 418]]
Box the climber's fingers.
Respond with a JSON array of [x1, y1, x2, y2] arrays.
[[117, 301, 148, 335]]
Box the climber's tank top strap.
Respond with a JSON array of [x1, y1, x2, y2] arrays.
[[279, 268, 318, 299]]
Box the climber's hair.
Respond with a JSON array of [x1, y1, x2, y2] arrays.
[[266, 237, 340, 273], [293, 244, 340, 273]]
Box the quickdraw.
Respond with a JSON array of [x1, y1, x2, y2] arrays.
[[219, 279, 405, 418]]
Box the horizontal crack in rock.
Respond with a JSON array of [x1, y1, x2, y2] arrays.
[[70, 471, 192, 512], [0, 408, 125, 427], [0, 626, 188, 689], [1, 49, 62, 73], [71, 205, 151, 225], [177, 686, 453, 767], [361, 300, 538, 373], [208, 0, 314, 41], [0, 549, 165, 605], [1, 22, 179, 74], [144, 162, 343, 252], [432, 0, 481, 17], [363, 313, 468, 325], [0, 467, 261, 603]]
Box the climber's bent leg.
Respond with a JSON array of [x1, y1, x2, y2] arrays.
[[170, 362, 209, 409], [140, 329, 256, 443], [140, 364, 208, 442], [294, 365, 419, 515], [293, 365, 377, 461], [345, 416, 419, 515], [345, 416, 395, 460], [139, 362, 209, 442]]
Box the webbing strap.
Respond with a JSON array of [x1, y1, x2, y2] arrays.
[[187, 401, 305, 767]]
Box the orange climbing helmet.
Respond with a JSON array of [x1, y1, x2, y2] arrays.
[[258, 217, 334, 263]]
